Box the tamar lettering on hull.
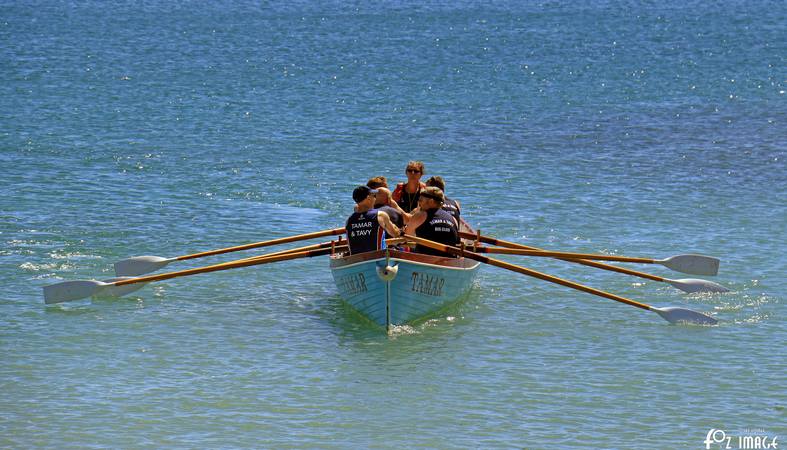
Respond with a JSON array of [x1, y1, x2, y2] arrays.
[[411, 272, 445, 297], [338, 273, 368, 296]]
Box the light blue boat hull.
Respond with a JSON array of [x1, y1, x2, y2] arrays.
[[330, 249, 480, 330]]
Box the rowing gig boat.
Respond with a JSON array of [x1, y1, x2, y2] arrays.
[[330, 247, 480, 331]]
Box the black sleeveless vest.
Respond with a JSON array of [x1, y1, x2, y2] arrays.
[[441, 197, 461, 223], [346, 209, 384, 255], [415, 208, 459, 256], [397, 185, 421, 213]]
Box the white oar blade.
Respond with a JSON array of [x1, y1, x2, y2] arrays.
[[667, 278, 730, 294], [114, 256, 173, 277], [97, 277, 146, 298], [653, 306, 718, 325], [658, 254, 720, 276], [44, 280, 107, 304]]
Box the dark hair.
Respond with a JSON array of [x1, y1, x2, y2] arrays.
[[425, 176, 445, 191], [366, 176, 388, 189], [352, 185, 374, 203]]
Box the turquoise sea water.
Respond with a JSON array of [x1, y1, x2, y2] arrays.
[[2, 1, 785, 448]]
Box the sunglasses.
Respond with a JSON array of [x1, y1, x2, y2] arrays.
[[406, 168, 421, 174]]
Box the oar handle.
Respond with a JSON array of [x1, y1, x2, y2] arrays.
[[114, 246, 345, 286], [407, 235, 654, 312], [458, 231, 666, 282], [176, 228, 346, 261]]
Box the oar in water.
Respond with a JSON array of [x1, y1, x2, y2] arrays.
[[406, 235, 718, 325], [459, 232, 727, 293], [113, 228, 346, 276], [44, 245, 346, 305]]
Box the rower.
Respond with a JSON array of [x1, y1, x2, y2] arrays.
[[425, 176, 461, 224], [366, 176, 388, 189], [367, 176, 408, 228], [404, 187, 459, 257], [346, 185, 401, 255], [372, 187, 404, 231]]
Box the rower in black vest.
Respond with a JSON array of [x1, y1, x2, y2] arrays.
[[441, 196, 461, 223], [415, 208, 459, 256], [346, 185, 401, 255], [372, 187, 404, 231], [405, 186, 460, 257], [346, 209, 384, 255], [425, 175, 461, 223]]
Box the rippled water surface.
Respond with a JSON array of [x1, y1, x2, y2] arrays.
[[2, 1, 785, 448]]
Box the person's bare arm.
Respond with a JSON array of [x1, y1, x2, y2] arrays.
[[387, 198, 414, 224], [404, 210, 426, 235], [377, 211, 400, 237]]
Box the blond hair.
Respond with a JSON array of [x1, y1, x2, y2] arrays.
[[406, 160, 425, 174]]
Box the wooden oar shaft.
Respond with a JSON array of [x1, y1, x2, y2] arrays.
[[562, 258, 664, 282], [234, 241, 336, 263], [407, 235, 653, 312], [233, 237, 417, 266], [458, 232, 666, 282], [478, 255, 652, 311], [114, 246, 344, 287], [476, 246, 657, 263], [176, 228, 346, 261], [459, 238, 654, 264]]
